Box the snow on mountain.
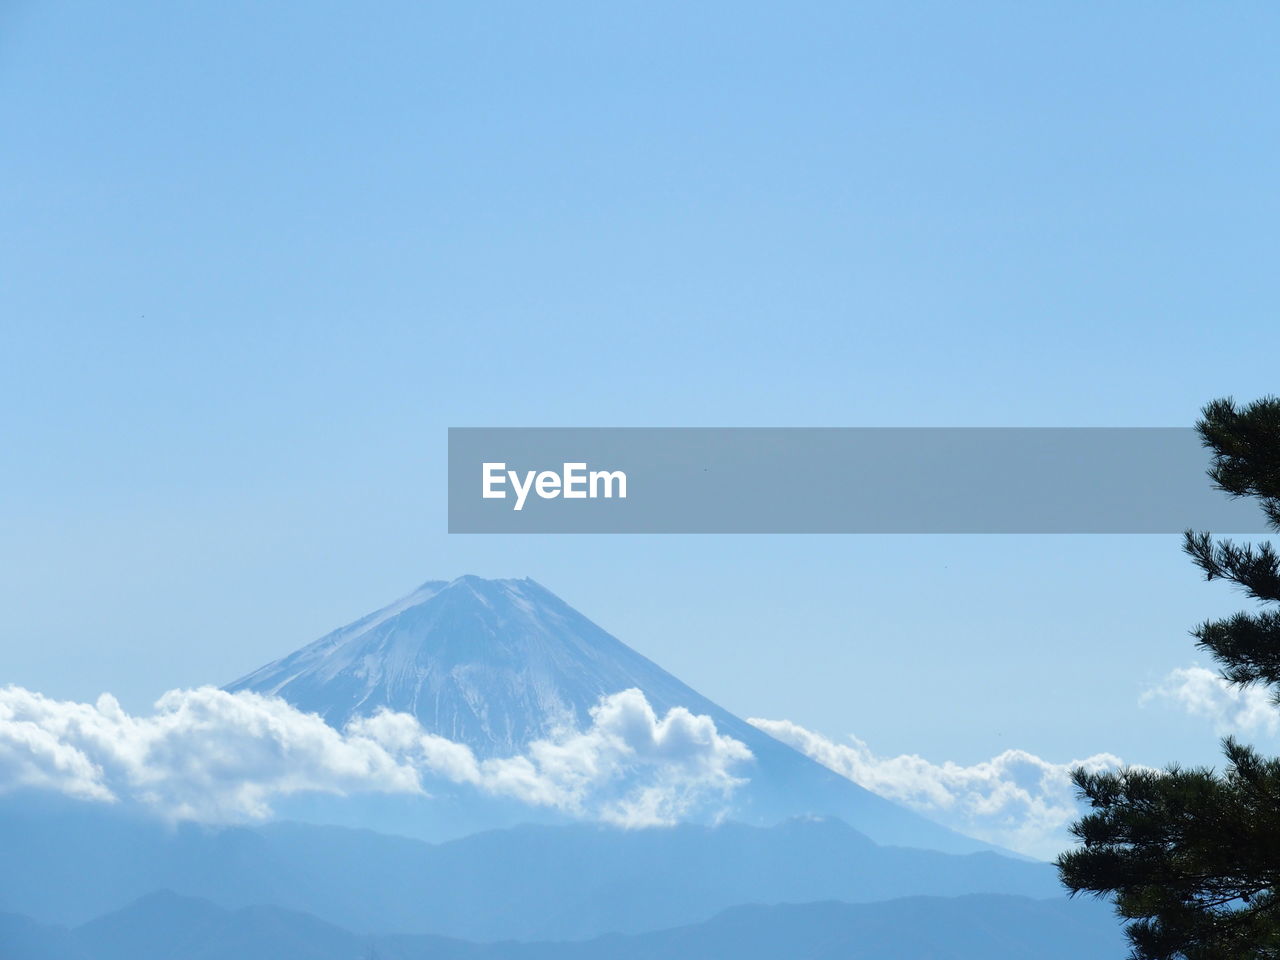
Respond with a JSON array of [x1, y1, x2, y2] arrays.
[[226, 576, 721, 755]]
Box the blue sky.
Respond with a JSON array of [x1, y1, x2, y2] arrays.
[[2, 0, 1279, 781]]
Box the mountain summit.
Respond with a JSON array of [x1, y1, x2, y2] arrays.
[[228, 575, 726, 756], [227, 575, 993, 855]]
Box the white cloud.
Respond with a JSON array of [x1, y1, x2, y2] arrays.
[[0, 685, 422, 821], [1141, 665, 1280, 736], [0, 685, 750, 828], [352, 688, 752, 827], [748, 717, 1121, 859]]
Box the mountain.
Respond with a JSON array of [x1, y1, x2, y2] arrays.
[[228, 576, 672, 753], [1, 890, 1126, 960], [0, 794, 1058, 939], [226, 574, 990, 854]]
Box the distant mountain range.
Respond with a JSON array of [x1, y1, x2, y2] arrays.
[[226, 575, 992, 854], [0, 889, 1124, 960], [0, 795, 1057, 940]]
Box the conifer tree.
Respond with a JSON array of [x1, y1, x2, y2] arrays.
[[1058, 396, 1280, 960]]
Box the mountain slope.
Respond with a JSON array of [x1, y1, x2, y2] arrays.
[[226, 575, 991, 854]]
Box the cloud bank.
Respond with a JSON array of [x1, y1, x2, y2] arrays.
[[1142, 665, 1280, 736], [748, 717, 1121, 859], [0, 685, 750, 827]]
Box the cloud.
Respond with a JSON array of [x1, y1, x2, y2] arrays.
[[1141, 665, 1280, 736], [748, 717, 1121, 859], [0, 686, 751, 827], [0, 685, 422, 821], [353, 688, 753, 827]]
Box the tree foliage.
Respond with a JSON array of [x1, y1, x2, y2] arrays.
[[1058, 397, 1280, 960]]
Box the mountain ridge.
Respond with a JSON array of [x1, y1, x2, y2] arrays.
[[0, 888, 1125, 960], [0, 792, 1057, 938]]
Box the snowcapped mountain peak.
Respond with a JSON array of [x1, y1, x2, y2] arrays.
[[225, 575, 698, 756]]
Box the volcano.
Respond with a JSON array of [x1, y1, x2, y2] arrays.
[[226, 575, 993, 855]]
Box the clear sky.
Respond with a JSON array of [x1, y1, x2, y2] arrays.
[[2, 1, 1278, 779]]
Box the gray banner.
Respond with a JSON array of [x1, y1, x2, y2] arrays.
[[447, 428, 1269, 534]]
